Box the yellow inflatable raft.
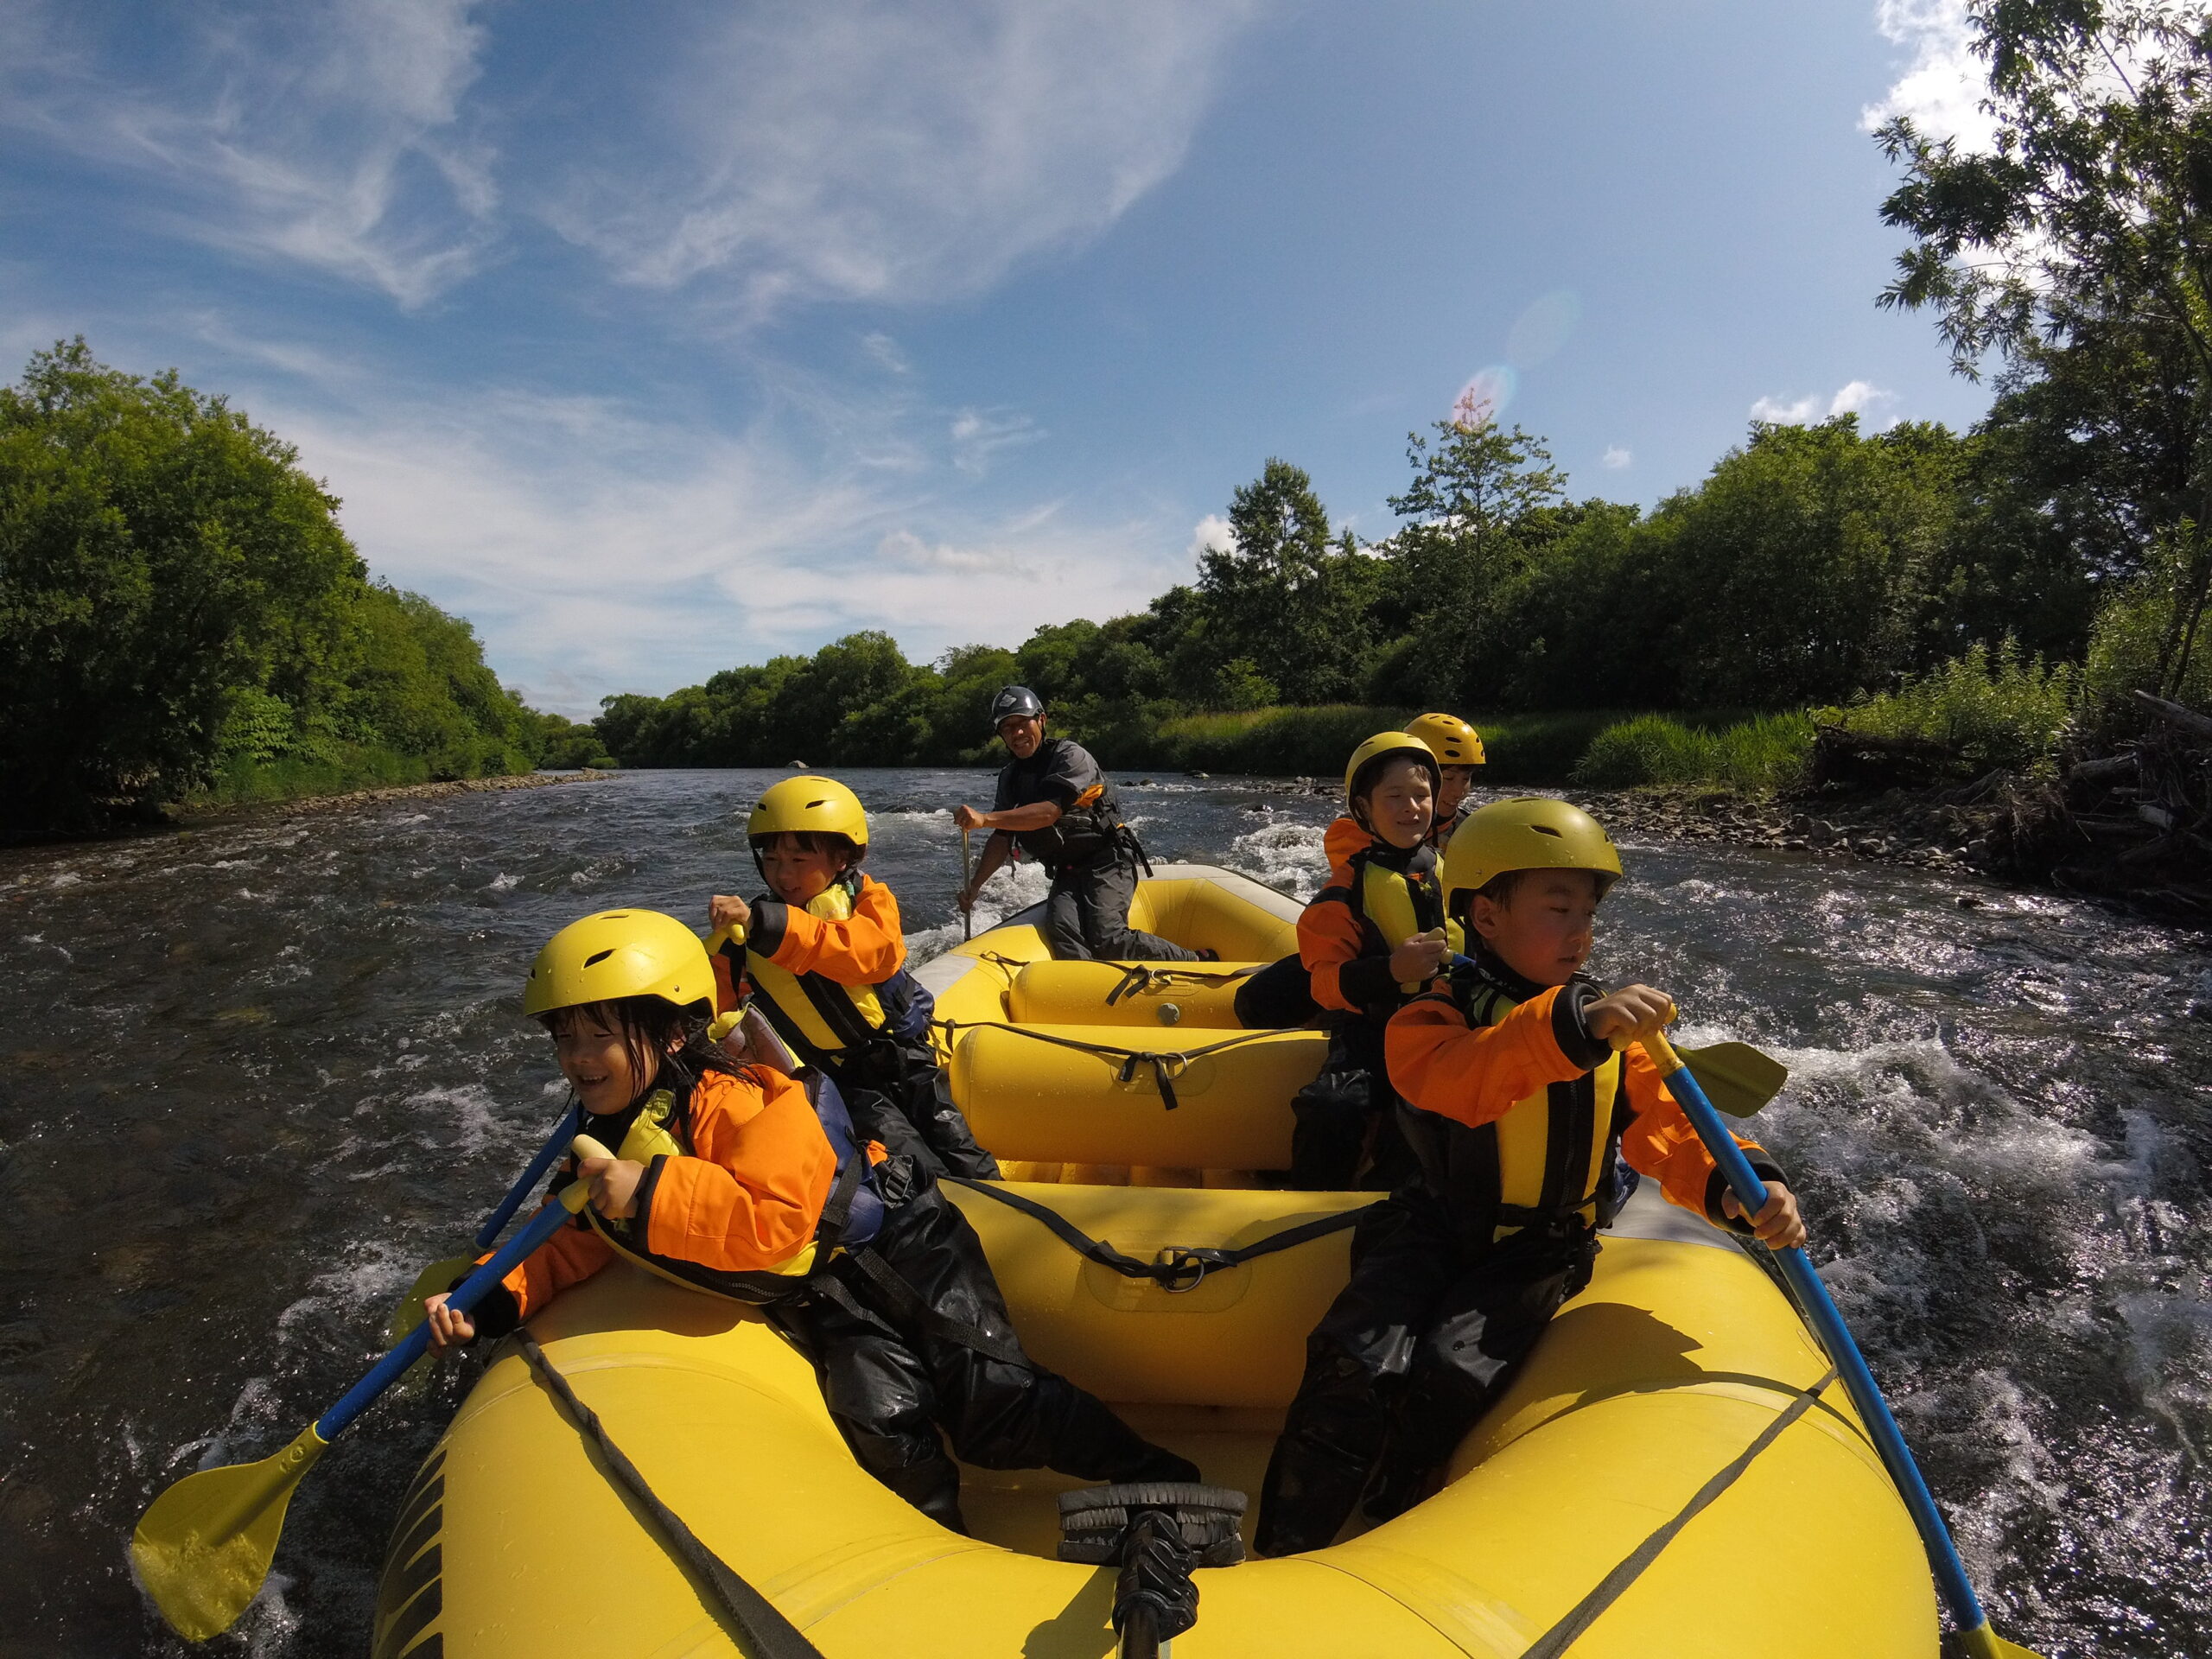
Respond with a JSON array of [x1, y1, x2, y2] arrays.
[[373, 864, 1939, 1658]]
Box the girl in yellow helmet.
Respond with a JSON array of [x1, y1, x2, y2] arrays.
[[1404, 711, 1485, 851], [709, 775, 995, 1179], [430, 907, 1196, 1535]]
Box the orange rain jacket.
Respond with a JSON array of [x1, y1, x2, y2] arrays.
[[486, 1064, 836, 1323], [1387, 971, 1784, 1234], [1298, 817, 1455, 1023]]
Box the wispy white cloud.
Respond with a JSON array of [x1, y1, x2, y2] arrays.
[[950, 408, 1043, 476], [1751, 379, 1895, 427], [1863, 0, 1997, 150], [542, 0, 1262, 317], [222, 347, 1190, 715], [1601, 444, 1632, 469], [2, 0, 499, 307]]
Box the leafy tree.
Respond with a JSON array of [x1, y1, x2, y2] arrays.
[[1382, 418, 1567, 704], [1876, 0, 2212, 697], [0, 340, 364, 833]]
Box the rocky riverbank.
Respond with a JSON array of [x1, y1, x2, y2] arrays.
[[175, 767, 609, 828]]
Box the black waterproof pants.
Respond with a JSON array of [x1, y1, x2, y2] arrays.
[[1232, 952, 1320, 1029], [828, 1045, 1000, 1182], [1285, 1021, 1418, 1192], [1254, 1191, 1598, 1557], [768, 1177, 1197, 1532], [1044, 856, 1199, 962]]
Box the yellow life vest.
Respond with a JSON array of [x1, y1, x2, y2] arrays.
[[1403, 974, 1622, 1243], [1355, 852, 1466, 995], [585, 1087, 818, 1297], [744, 880, 889, 1060]]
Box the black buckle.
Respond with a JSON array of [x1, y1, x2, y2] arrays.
[[1153, 1248, 1224, 1293]]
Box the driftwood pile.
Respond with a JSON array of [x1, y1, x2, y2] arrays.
[[1987, 691, 2212, 923]]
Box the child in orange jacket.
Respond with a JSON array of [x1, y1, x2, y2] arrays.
[[1255, 798, 1803, 1555], [1279, 731, 1462, 1188], [708, 774, 995, 1179], [428, 907, 1193, 1534]]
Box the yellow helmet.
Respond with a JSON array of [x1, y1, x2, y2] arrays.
[[747, 775, 869, 849], [522, 909, 716, 1018], [1407, 711, 1486, 767], [1440, 797, 1623, 906], [1343, 731, 1441, 807]]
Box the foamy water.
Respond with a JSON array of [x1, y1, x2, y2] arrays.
[[0, 769, 2204, 1655]]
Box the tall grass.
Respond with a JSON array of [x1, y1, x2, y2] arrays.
[[1139, 705, 1629, 784], [1572, 712, 1815, 792], [1827, 640, 2076, 773]]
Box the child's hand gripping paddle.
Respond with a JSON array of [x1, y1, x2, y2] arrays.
[[1640, 1027, 2043, 1659], [132, 1157, 597, 1642], [1445, 956, 1789, 1116], [382, 1103, 582, 1348]]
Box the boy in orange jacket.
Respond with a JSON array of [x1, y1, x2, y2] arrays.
[[1280, 731, 1460, 1188], [1255, 798, 1803, 1555], [709, 774, 995, 1179]]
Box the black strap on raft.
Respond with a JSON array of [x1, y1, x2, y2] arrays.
[[930, 1019, 1284, 1112], [1513, 1366, 1842, 1659], [947, 1178, 1375, 1294], [512, 1329, 827, 1659], [1102, 963, 1262, 1007]]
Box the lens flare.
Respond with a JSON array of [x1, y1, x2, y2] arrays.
[[1451, 365, 1517, 429], [1506, 290, 1580, 370]]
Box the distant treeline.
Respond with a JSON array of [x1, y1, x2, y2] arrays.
[[0, 341, 605, 839]]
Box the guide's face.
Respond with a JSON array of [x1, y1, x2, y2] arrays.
[[1357, 758, 1435, 850], [759, 836, 842, 906], [998, 714, 1045, 759], [1472, 869, 1599, 988]]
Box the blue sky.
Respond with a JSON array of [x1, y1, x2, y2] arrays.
[[2, 2, 1996, 716]]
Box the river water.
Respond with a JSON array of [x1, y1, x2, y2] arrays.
[[0, 767, 2206, 1658]]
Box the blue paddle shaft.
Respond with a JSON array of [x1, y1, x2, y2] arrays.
[[317, 1187, 582, 1441], [1655, 1048, 1988, 1634], [474, 1104, 582, 1249]]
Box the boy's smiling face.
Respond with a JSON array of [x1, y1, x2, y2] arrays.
[[1471, 868, 1601, 987], [1355, 756, 1435, 850], [759, 834, 845, 906]]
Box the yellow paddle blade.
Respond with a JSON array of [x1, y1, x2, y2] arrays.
[[1676, 1040, 1789, 1117], [132, 1423, 327, 1641], [1954, 1620, 2047, 1659]]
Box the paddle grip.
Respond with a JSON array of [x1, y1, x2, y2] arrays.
[[1644, 1037, 1991, 1637], [474, 1103, 583, 1249], [316, 1180, 591, 1442]]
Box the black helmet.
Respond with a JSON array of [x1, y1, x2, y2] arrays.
[[990, 684, 1045, 730]]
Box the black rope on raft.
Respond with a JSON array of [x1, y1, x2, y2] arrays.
[[927, 1017, 1286, 1112], [512, 1329, 826, 1659], [1103, 963, 1262, 1007]]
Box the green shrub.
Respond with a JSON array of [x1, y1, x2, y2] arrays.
[[1829, 640, 2075, 772], [1573, 712, 1813, 792], [2081, 537, 2212, 725]]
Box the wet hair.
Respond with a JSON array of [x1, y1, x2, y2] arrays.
[[747, 829, 864, 871], [538, 994, 743, 1108]]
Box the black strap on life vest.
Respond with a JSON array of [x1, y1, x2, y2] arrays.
[[512, 1328, 827, 1659], [945, 1178, 1376, 1294], [1513, 1366, 1842, 1659], [814, 1138, 868, 1249]]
